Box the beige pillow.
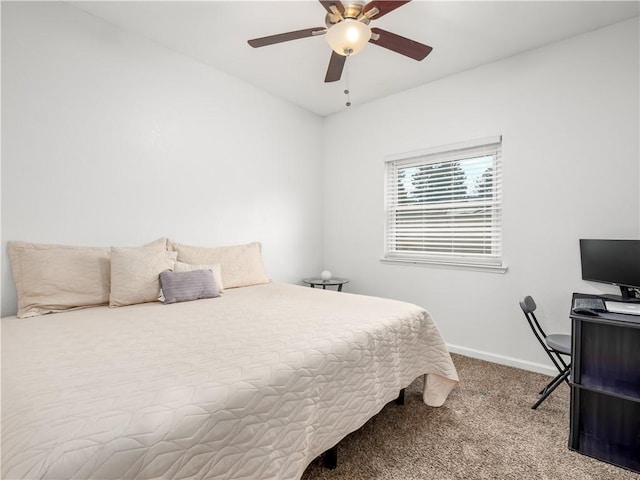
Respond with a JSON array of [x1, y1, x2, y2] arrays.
[[110, 246, 177, 307], [8, 241, 111, 318], [174, 261, 225, 292], [144, 237, 169, 251], [171, 241, 270, 289]]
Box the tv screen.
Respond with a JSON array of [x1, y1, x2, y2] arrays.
[[580, 239, 640, 300]]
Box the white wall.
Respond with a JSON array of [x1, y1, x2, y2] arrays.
[[322, 18, 640, 373], [1, 2, 324, 316], [2, 3, 639, 375]]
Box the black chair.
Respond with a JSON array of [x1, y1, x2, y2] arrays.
[[519, 295, 572, 409]]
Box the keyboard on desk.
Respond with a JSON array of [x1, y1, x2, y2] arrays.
[[573, 297, 606, 311]]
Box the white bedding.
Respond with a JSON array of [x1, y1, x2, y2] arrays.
[[2, 283, 458, 479]]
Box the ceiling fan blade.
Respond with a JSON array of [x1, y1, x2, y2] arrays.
[[325, 51, 346, 82], [363, 0, 411, 19], [369, 27, 432, 61], [248, 27, 326, 48], [319, 1, 345, 15]]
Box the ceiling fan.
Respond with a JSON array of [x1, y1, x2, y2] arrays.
[[247, 0, 432, 83]]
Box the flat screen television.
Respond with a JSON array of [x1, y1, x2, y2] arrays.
[[580, 239, 640, 302]]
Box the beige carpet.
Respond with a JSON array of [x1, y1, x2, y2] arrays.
[[302, 354, 640, 480]]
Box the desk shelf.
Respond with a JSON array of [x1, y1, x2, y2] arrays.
[[569, 293, 640, 473], [571, 387, 640, 472], [575, 320, 640, 398]]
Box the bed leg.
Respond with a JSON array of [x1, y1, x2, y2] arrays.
[[395, 388, 405, 405], [323, 445, 337, 469]]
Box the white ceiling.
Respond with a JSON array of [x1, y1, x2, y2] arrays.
[[69, 1, 640, 117]]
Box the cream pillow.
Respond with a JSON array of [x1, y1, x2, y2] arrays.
[[144, 237, 169, 251], [174, 261, 225, 292], [171, 241, 270, 289], [110, 246, 177, 307], [8, 241, 111, 318]]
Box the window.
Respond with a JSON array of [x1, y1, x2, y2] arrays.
[[383, 136, 504, 271]]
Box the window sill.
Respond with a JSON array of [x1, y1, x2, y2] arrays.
[[379, 257, 509, 274]]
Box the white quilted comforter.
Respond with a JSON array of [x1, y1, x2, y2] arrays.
[[2, 283, 458, 479]]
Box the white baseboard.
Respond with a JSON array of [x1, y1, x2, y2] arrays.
[[447, 343, 556, 377]]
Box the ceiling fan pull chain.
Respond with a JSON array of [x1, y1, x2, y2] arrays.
[[344, 58, 351, 107]]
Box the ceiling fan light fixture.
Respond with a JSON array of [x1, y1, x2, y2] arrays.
[[325, 19, 371, 56]]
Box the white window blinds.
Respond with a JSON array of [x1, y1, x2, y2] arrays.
[[384, 136, 503, 269]]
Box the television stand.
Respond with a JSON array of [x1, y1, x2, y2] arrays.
[[619, 286, 640, 302]]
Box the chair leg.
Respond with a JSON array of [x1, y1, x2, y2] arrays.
[[539, 369, 566, 395], [554, 355, 571, 387], [532, 368, 571, 409]]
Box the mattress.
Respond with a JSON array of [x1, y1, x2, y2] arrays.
[[2, 283, 458, 479]]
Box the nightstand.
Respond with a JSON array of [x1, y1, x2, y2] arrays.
[[302, 278, 349, 292]]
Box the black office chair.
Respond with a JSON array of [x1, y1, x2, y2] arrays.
[[519, 296, 572, 409]]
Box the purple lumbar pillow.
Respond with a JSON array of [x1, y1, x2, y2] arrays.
[[160, 269, 219, 304]]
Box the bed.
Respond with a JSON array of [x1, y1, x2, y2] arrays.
[[2, 241, 458, 479]]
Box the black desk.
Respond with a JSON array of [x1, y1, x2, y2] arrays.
[[569, 293, 640, 473]]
